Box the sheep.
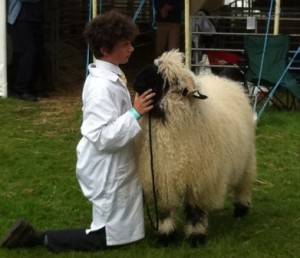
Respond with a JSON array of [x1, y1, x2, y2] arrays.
[[133, 50, 256, 245]]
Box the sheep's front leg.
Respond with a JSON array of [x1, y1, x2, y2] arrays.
[[184, 204, 208, 246], [157, 210, 177, 246], [233, 155, 255, 218]]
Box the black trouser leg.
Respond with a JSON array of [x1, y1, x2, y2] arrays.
[[11, 21, 42, 95], [44, 228, 107, 253]]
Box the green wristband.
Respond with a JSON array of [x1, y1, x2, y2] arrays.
[[129, 108, 142, 120]]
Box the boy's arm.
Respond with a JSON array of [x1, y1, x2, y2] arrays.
[[81, 91, 141, 152]]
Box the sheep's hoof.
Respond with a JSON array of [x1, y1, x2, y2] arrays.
[[233, 203, 249, 218], [157, 231, 178, 247], [187, 233, 207, 247]]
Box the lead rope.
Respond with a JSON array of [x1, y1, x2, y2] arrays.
[[144, 112, 159, 231], [144, 86, 207, 231]]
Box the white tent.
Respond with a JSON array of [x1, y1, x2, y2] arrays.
[[0, 0, 7, 98]]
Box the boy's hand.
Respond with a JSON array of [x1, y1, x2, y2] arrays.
[[133, 89, 156, 116]]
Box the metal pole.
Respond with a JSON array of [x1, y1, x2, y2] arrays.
[[0, 0, 7, 98], [99, 0, 103, 15], [93, 0, 98, 18], [185, 0, 191, 68], [92, 0, 97, 62], [273, 0, 281, 35]]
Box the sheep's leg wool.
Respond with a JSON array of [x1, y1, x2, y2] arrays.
[[184, 204, 208, 246], [157, 210, 177, 246]]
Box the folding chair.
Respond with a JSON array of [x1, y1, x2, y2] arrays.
[[244, 35, 300, 110]]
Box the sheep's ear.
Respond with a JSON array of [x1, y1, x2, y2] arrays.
[[182, 87, 208, 99], [181, 75, 208, 100], [192, 90, 208, 99], [181, 75, 197, 96]]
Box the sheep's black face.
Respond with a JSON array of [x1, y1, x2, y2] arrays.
[[133, 64, 169, 120]]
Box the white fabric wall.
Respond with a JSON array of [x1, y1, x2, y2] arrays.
[[0, 0, 7, 98]]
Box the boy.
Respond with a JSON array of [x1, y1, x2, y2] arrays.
[[1, 10, 155, 252]]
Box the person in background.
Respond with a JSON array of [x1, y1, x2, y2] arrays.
[[7, 0, 44, 101], [155, 0, 183, 57], [0, 10, 155, 252]]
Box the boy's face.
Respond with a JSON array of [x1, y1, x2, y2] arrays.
[[101, 40, 134, 65]]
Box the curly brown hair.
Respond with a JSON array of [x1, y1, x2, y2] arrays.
[[84, 10, 138, 59]]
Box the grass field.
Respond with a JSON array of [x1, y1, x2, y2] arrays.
[[0, 96, 299, 258]]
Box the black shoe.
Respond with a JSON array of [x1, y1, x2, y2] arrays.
[[20, 93, 38, 102], [36, 92, 50, 98], [0, 219, 44, 248], [8, 91, 38, 102]]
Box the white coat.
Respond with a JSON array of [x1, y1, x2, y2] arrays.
[[76, 59, 145, 246]]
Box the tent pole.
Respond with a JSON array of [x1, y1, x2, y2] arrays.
[[185, 0, 191, 68], [92, 0, 98, 62], [99, 0, 103, 15], [0, 0, 7, 98], [93, 0, 98, 18], [273, 0, 281, 35]]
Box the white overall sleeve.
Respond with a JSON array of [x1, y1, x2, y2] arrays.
[[81, 86, 141, 152]]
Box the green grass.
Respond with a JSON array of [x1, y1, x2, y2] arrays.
[[0, 97, 300, 258]]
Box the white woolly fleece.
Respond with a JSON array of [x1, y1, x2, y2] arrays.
[[135, 50, 256, 231]]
